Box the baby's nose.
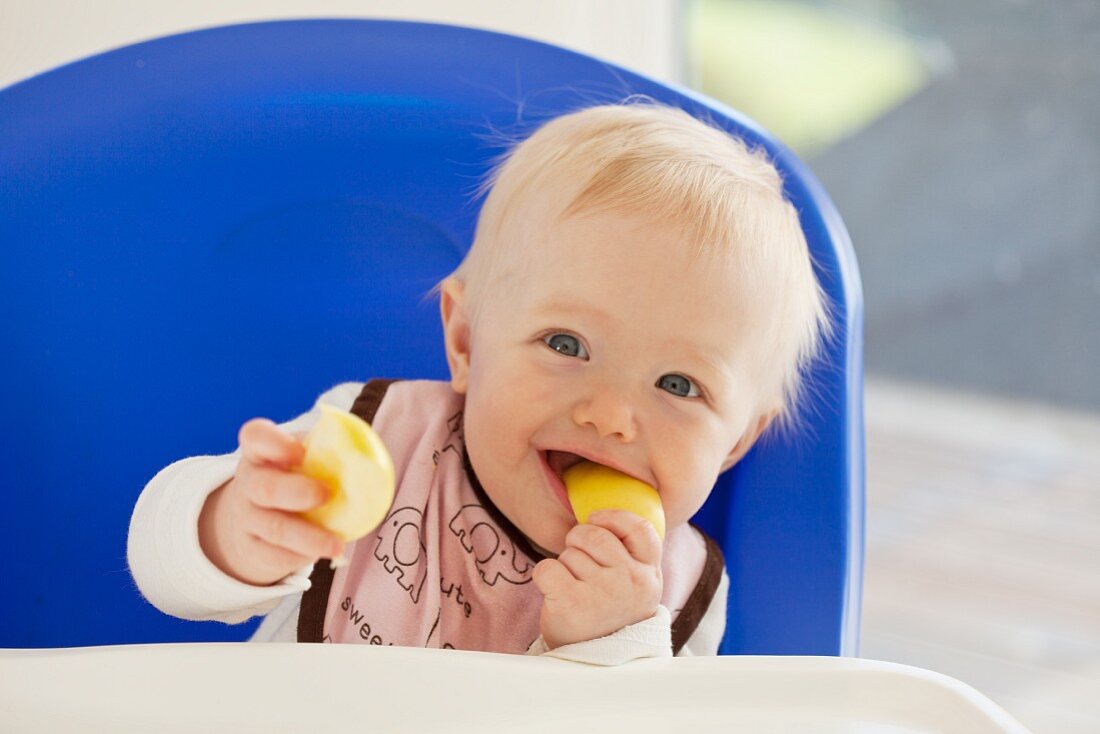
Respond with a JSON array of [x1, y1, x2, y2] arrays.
[[571, 386, 639, 442]]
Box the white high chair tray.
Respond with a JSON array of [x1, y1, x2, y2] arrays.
[[0, 643, 1028, 733]]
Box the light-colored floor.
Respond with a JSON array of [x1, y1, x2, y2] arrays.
[[861, 379, 1100, 734]]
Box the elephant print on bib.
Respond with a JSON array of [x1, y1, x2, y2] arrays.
[[373, 506, 429, 603], [448, 504, 534, 586]]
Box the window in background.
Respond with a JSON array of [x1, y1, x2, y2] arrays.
[[687, 0, 1100, 412]]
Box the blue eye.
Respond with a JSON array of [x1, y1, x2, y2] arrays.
[[544, 332, 588, 359], [657, 373, 700, 398]]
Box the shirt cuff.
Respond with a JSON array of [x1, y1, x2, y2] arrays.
[[525, 606, 673, 666], [129, 455, 312, 622]]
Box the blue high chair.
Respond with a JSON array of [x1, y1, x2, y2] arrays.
[[0, 20, 864, 655]]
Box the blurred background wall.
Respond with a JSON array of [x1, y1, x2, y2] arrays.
[[3, 2, 1097, 732], [0, 0, 682, 88]]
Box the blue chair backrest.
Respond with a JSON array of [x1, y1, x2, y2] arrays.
[[0, 19, 864, 654]]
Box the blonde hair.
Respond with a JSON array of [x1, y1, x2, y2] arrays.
[[448, 101, 831, 432]]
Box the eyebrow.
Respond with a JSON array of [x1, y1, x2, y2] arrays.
[[531, 299, 617, 326]]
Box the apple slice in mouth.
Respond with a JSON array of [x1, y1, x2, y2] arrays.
[[561, 462, 666, 539]]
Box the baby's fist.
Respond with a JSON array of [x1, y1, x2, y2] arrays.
[[198, 418, 344, 586], [532, 510, 663, 650]]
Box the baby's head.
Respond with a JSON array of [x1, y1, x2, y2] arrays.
[[438, 102, 830, 553]]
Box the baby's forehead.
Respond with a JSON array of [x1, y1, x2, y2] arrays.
[[485, 215, 793, 352], [476, 196, 789, 347]]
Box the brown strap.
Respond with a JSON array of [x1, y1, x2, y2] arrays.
[[462, 447, 547, 563], [297, 379, 398, 643], [670, 528, 726, 655]]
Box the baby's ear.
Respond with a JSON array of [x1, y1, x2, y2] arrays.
[[720, 410, 776, 472], [439, 277, 471, 394]]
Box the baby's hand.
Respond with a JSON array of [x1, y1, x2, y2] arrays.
[[198, 418, 345, 586], [532, 510, 663, 650]]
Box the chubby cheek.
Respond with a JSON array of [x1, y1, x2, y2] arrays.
[[463, 388, 515, 469], [464, 357, 545, 462], [654, 435, 728, 529], [660, 474, 720, 530]]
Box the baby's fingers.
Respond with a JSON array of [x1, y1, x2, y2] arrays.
[[246, 508, 345, 561], [555, 546, 602, 582], [243, 465, 329, 512], [532, 558, 577, 598], [587, 510, 663, 567], [239, 418, 305, 468]]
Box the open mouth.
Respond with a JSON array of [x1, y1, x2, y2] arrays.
[[539, 450, 593, 514], [544, 450, 590, 480]]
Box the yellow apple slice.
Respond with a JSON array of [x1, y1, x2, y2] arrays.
[[563, 461, 665, 539], [298, 404, 395, 543]]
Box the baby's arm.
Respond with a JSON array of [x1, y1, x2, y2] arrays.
[[127, 382, 362, 623]]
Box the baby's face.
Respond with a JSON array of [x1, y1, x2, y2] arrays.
[[446, 209, 769, 554]]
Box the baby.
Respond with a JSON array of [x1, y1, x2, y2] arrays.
[[128, 102, 829, 664]]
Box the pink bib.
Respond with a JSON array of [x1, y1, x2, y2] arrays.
[[312, 380, 716, 654]]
